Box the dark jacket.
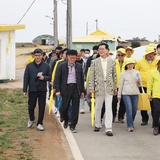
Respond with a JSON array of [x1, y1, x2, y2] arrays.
[[53, 61, 84, 96], [85, 53, 100, 77], [23, 61, 51, 92]]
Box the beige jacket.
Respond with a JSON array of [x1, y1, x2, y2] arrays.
[[88, 57, 117, 96], [118, 69, 141, 98]]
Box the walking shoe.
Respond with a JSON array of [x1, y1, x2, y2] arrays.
[[94, 127, 100, 132], [106, 131, 113, 136], [70, 128, 77, 133], [118, 118, 124, 123], [153, 127, 158, 135], [128, 127, 133, 132], [80, 108, 85, 114], [27, 120, 33, 128], [37, 124, 44, 131], [141, 121, 148, 126], [53, 108, 57, 114], [63, 121, 68, 129], [56, 111, 60, 118]]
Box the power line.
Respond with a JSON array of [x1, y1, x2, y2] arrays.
[[17, 0, 36, 24]]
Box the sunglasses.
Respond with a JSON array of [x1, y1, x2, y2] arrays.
[[117, 54, 124, 57]]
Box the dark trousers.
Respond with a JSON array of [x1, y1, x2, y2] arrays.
[[153, 98, 160, 127], [28, 91, 46, 125], [61, 84, 80, 129], [139, 87, 154, 122], [112, 93, 126, 119]]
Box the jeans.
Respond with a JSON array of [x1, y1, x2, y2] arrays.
[[122, 95, 138, 128]]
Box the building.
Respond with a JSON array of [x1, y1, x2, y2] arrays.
[[72, 29, 126, 51], [0, 24, 25, 82]]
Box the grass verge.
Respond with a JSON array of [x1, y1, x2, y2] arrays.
[[0, 89, 34, 160]]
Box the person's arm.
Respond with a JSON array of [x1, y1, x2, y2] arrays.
[[53, 63, 62, 94], [117, 72, 124, 101], [112, 60, 117, 95], [88, 60, 95, 93], [23, 65, 29, 94]]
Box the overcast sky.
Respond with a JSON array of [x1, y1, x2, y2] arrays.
[[1, 0, 160, 42]]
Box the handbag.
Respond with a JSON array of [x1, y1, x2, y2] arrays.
[[137, 87, 151, 110]]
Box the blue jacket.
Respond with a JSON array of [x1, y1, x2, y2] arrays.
[[23, 61, 51, 92]]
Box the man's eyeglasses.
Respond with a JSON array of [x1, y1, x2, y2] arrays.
[[117, 54, 124, 57]]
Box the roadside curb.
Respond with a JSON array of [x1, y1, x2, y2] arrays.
[[48, 101, 84, 160]]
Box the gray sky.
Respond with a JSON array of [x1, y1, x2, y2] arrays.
[[1, 0, 160, 42]]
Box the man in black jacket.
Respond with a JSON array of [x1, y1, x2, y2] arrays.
[[54, 50, 84, 133], [23, 48, 51, 131]]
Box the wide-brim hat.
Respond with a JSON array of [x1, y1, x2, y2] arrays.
[[116, 48, 126, 55], [123, 58, 136, 67], [109, 50, 114, 55], [144, 47, 156, 56], [156, 56, 160, 64], [125, 47, 134, 54], [148, 43, 157, 55]]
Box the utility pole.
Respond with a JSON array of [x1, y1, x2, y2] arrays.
[[86, 22, 88, 35], [54, 0, 58, 48], [95, 19, 98, 30], [66, 0, 72, 49]]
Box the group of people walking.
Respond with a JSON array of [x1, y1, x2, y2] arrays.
[[23, 42, 160, 136]]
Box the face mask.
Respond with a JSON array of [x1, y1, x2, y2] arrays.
[[85, 54, 90, 58]]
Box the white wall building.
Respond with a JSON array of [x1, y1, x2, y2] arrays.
[[0, 24, 25, 81]]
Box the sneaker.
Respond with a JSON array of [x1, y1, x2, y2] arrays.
[[141, 121, 148, 126], [118, 118, 124, 123], [153, 127, 158, 135], [70, 128, 77, 133], [56, 111, 60, 118], [128, 127, 133, 132], [54, 108, 57, 114], [80, 108, 85, 114], [37, 124, 44, 131], [27, 120, 33, 128]]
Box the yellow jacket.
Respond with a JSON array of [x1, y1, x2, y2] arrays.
[[147, 68, 160, 98], [51, 59, 64, 82], [115, 59, 125, 88], [28, 56, 34, 63], [135, 58, 157, 87]]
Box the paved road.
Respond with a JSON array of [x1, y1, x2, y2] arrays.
[[54, 99, 160, 160], [2, 70, 160, 160], [70, 102, 160, 160]]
